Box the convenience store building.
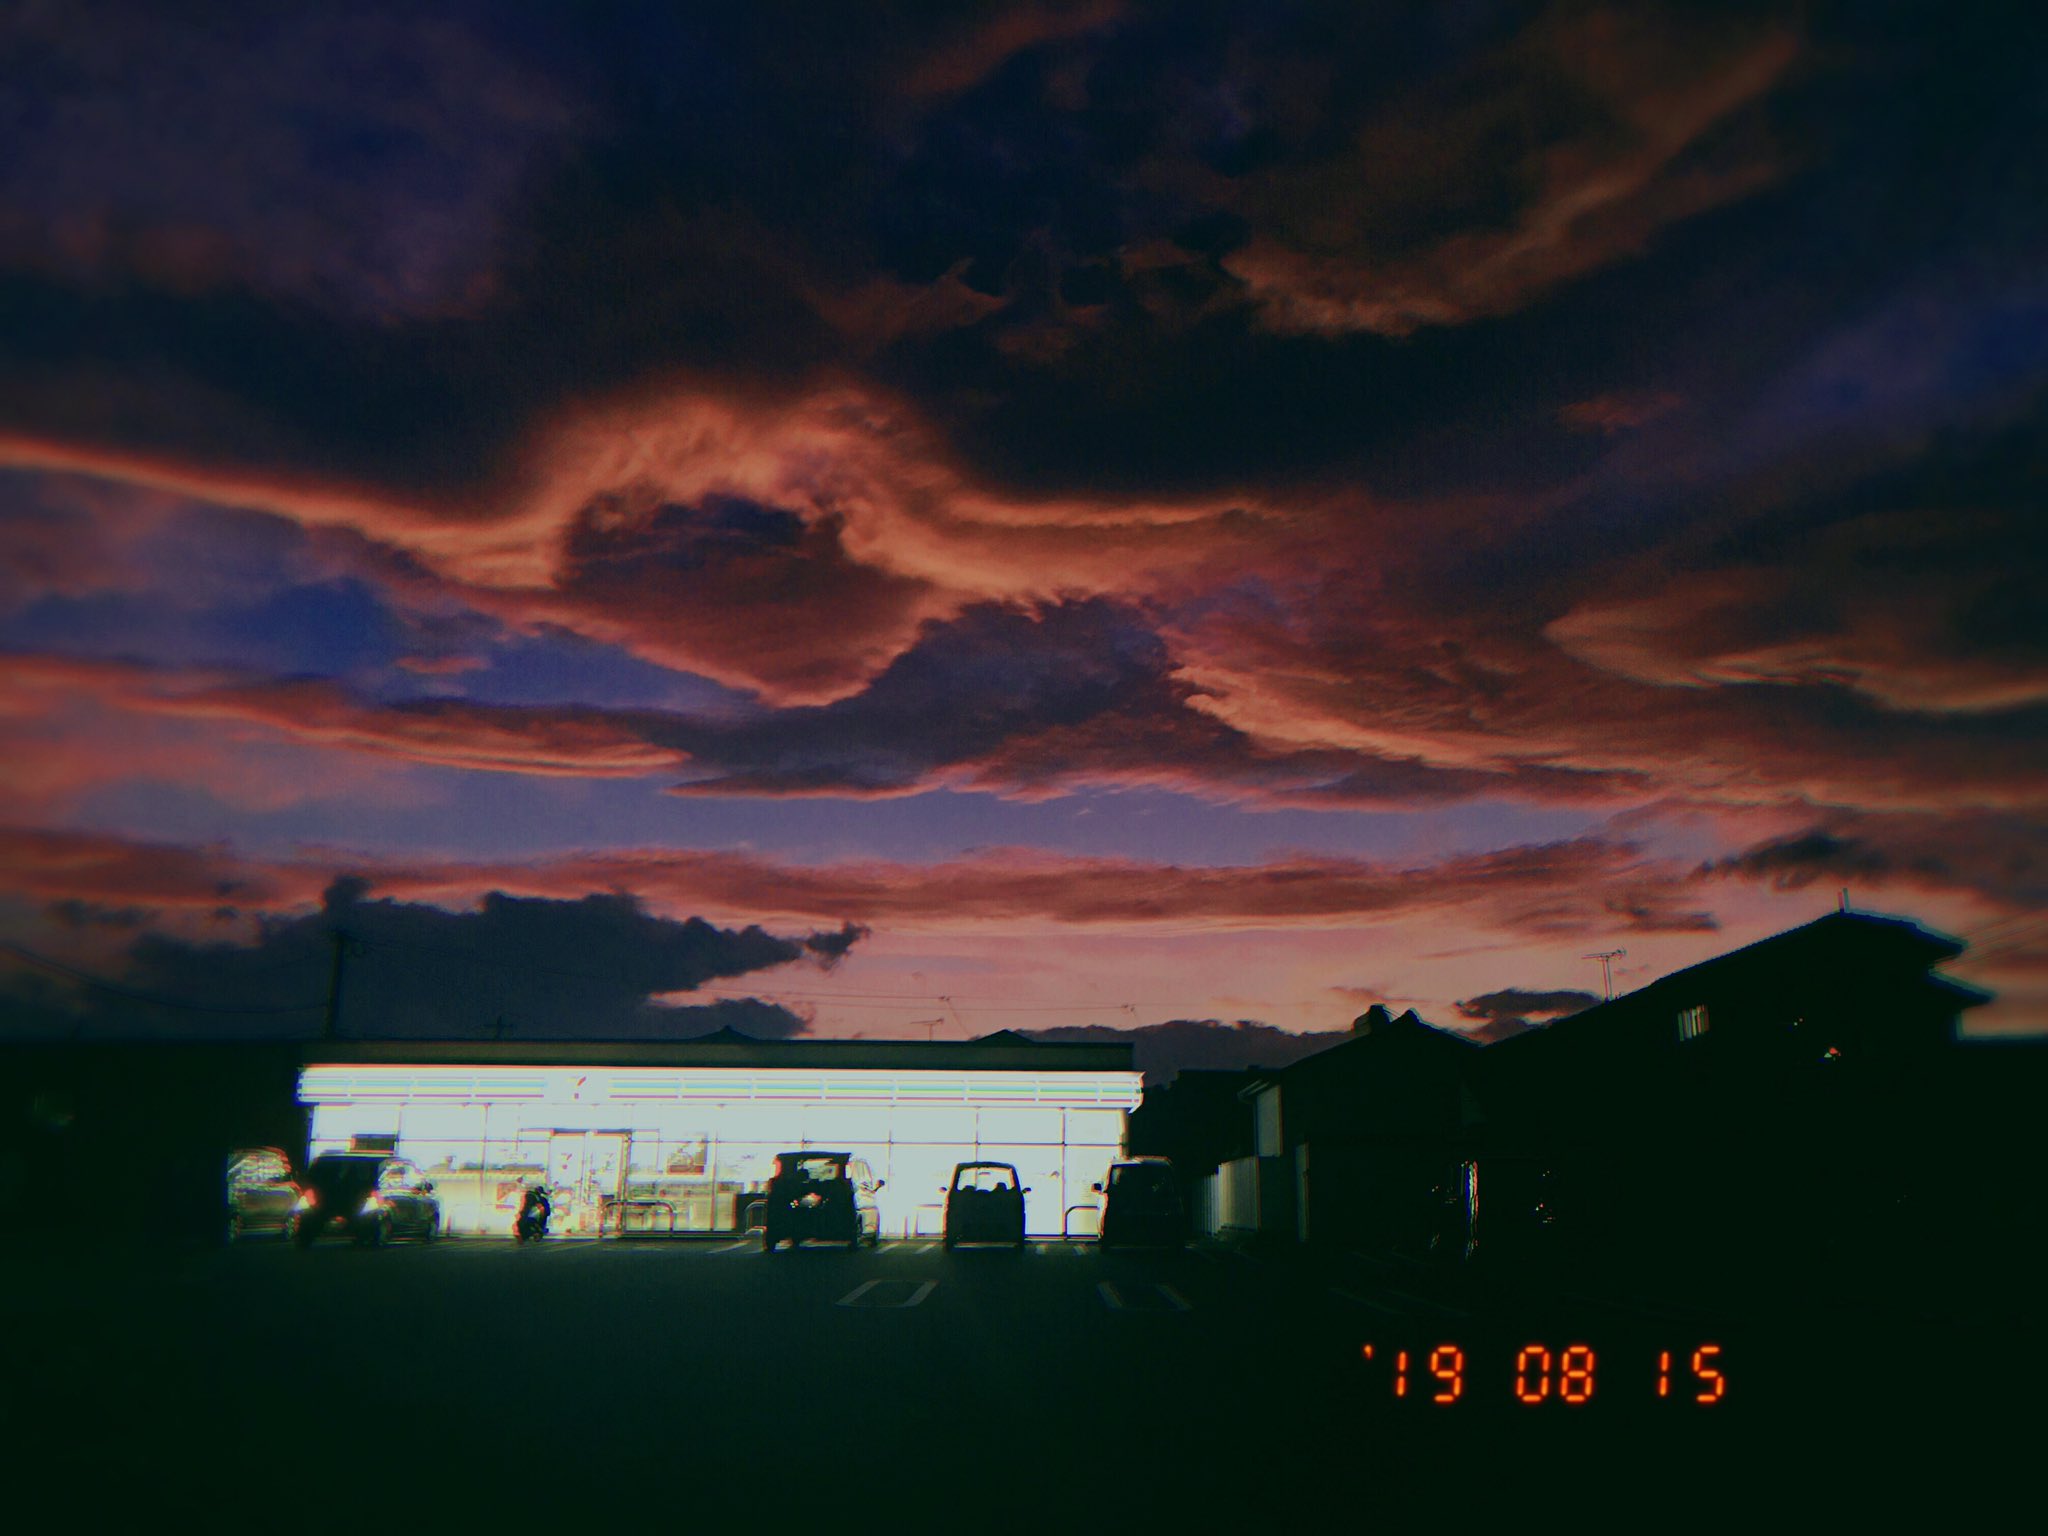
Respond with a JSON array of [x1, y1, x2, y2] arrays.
[[295, 1030, 1143, 1239]]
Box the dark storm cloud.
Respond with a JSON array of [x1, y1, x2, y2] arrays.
[[533, 492, 943, 703], [1, 875, 864, 1041], [1546, 418, 2048, 716], [0, 0, 2044, 1028], [1454, 987, 1601, 1041], [0, 1, 582, 319], [802, 922, 869, 965], [652, 594, 1629, 805], [9, 0, 2023, 502], [1702, 812, 2048, 911], [664, 596, 1213, 797], [1024, 1019, 1346, 1086]]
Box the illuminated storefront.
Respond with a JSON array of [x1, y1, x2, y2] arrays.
[[295, 1035, 1143, 1239]]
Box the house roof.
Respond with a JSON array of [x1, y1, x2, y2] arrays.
[[1237, 1007, 1477, 1096], [1546, 909, 1985, 1029]]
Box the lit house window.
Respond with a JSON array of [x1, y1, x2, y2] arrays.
[[1677, 1005, 1710, 1043]]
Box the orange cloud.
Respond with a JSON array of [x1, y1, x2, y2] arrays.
[[0, 655, 685, 789], [0, 824, 1714, 940], [1558, 391, 1684, 434], [1545, 508, 2048, 715]]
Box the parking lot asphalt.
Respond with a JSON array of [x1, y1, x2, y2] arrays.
[[2, 1235, 2030, 1527]]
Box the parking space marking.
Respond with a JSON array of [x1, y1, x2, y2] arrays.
[[1331, 1286, 1407, 1318], [1384, 1286, 1469, 1319], [836, 1279, 936, 1309], [912, 1241, 938, 1254], [712, 1239, 755, 1253], [1096, 1281, 1193, 1313]]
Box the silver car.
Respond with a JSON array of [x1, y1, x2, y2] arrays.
[[224, 1147, 300, 1242]]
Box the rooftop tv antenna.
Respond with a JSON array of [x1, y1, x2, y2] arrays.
[[911, 1017, 944, 1042], [1582, 948, 1626, 1002]]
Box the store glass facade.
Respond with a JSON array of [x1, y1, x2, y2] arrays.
[[297, 1063, 1142, 1238]]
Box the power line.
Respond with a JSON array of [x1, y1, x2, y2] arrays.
[[0, 941, 327, 1016], [1962, 912, 2048, 944], [343, 932, 1172, 1012]]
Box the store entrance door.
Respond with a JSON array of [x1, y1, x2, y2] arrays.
[[547, 1130, 630, 1235]]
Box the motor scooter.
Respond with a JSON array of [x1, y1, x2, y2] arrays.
[[514, 1189, 551, 1242]]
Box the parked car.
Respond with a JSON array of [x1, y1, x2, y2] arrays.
[[224, 1147, 299, 1242], [291, 1153, 441, 1247], [943, 1161, 1028, 1250], [761, 1152, 882, 1251], [1094, 1157, 1184, 1248]]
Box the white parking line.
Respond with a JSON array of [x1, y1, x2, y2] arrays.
[[713, 1239, 755, 1253], [1331, 1286, 1407, 1318], [1097, 1280, 1192, 1312], [912, 1241, 937, 1254], [1385, 1286, 1470, 1320], [836, 1279, 936, 1309], [1568, 1291, 1701, 1327]]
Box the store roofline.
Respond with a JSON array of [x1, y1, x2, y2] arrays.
[[303, 1036, 1137, 1073]]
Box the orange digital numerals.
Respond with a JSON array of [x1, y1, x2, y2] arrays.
[[1515, 1344, 1596, 1404], [1428, 1345, 1465, 1403], [1691, 1344, 1725, 1403], [1363, 1344, 1460, 1402], [1658, 1345, 1727, 1403], [1363, 1340, 1719, 1404]]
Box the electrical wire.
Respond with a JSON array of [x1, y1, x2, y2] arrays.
[[0, 926, 1199, 1025], [0, 940, 327, 1016], [343, 932, 1156, 1013]]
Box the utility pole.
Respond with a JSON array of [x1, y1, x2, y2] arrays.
[[1582, 948, 1625, 1002], [323, 929, 348, 1041]]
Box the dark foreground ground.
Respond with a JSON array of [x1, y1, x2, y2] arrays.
[[2, 1233, 2035, 1528]]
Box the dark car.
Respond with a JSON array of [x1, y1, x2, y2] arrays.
[[224, 1146, 300, 1242], [762, 1152, 883, 1251], [943, 1161, 1028, 1250], [1094, 1157, 1184, 1249], [291, 1154, 441, 1247]]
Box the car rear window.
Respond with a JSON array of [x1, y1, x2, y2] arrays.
[[1111, 1165, 1173, 1193], [956, 1166, 1018, 1192], [307, 1156, 381, 1190], [786, 1156, 844, 1181]]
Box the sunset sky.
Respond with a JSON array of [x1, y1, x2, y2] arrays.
[[1, 2, 2041, 1057]]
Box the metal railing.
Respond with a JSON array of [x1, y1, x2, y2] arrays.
[[601, 1197, 677, 1237]]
